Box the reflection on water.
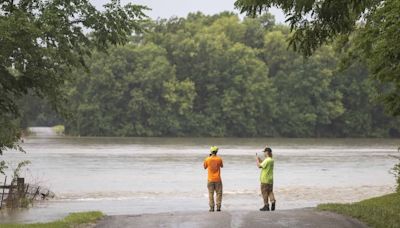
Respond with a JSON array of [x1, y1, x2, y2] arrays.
[[0, 136, 399, 223]]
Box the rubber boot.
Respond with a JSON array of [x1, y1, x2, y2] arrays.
[[259, 204, 269, 211], [271, 202, 276, 211]]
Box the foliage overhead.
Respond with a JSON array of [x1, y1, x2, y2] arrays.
[[0, 0, 147, 163], [234, 0, 400, 116], [234, 0, 379, 56]]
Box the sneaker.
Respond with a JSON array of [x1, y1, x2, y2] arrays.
[[271, 202, 276, 211], [259, 204, 269, 211], [209, 208, 215, 212], [217, 207, 221, 211]]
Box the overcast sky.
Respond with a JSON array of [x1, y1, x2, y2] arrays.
[[92, 0, 286, 23]]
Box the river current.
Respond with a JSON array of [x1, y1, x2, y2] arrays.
[[0, 130, 399, 223]]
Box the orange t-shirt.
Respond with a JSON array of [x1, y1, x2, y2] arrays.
[[204, 155, 223, 182]]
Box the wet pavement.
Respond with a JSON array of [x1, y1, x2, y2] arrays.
[[95, 208, 367, 228]]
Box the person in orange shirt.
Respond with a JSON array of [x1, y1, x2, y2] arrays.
[[203, 146, 224, 212]]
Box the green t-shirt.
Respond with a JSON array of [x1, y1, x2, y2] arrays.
[[260, 157, 274, 184]]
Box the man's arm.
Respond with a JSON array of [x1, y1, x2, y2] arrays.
[[220, 159, 223, 168], [204, 159, 208, 169], [256, 156, 262, 168], [257, 156, 267, 169]]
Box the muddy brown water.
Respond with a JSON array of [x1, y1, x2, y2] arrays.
[[0, 130, 399, 223]]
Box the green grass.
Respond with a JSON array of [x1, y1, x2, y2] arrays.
[[318, 193, 400, 228], [52, 125, 65, 135], [0, 211, 104, 228]]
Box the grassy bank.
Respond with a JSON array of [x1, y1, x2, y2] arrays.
[[0, 211, 104, 228], [52, 125, 65, 136], [318, 193, 400, 228]]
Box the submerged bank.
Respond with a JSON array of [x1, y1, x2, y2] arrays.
[[0, 211, 103, 228]]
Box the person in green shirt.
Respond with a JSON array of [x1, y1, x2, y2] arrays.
[[256, 146, 276, 211]]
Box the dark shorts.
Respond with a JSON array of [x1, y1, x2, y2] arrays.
[[261, 183, 273, 192]]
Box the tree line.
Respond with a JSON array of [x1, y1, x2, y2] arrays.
[[20, 12, 400, 138]]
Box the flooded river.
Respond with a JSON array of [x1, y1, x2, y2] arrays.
[[0, 132, 399, 223]]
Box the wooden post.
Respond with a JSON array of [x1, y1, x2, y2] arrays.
[[6, 179, 14, 208], [17, 178, 25, 207], [17, 178, 24, 197], [0, 176, 6, 209]]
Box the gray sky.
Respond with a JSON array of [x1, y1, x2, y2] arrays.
[[92, 0, 286, 23]]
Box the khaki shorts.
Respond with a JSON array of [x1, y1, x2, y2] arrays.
[[261, 183, 275, 204]]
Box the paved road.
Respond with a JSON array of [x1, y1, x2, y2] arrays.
[[95, 208, 367, 228]]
